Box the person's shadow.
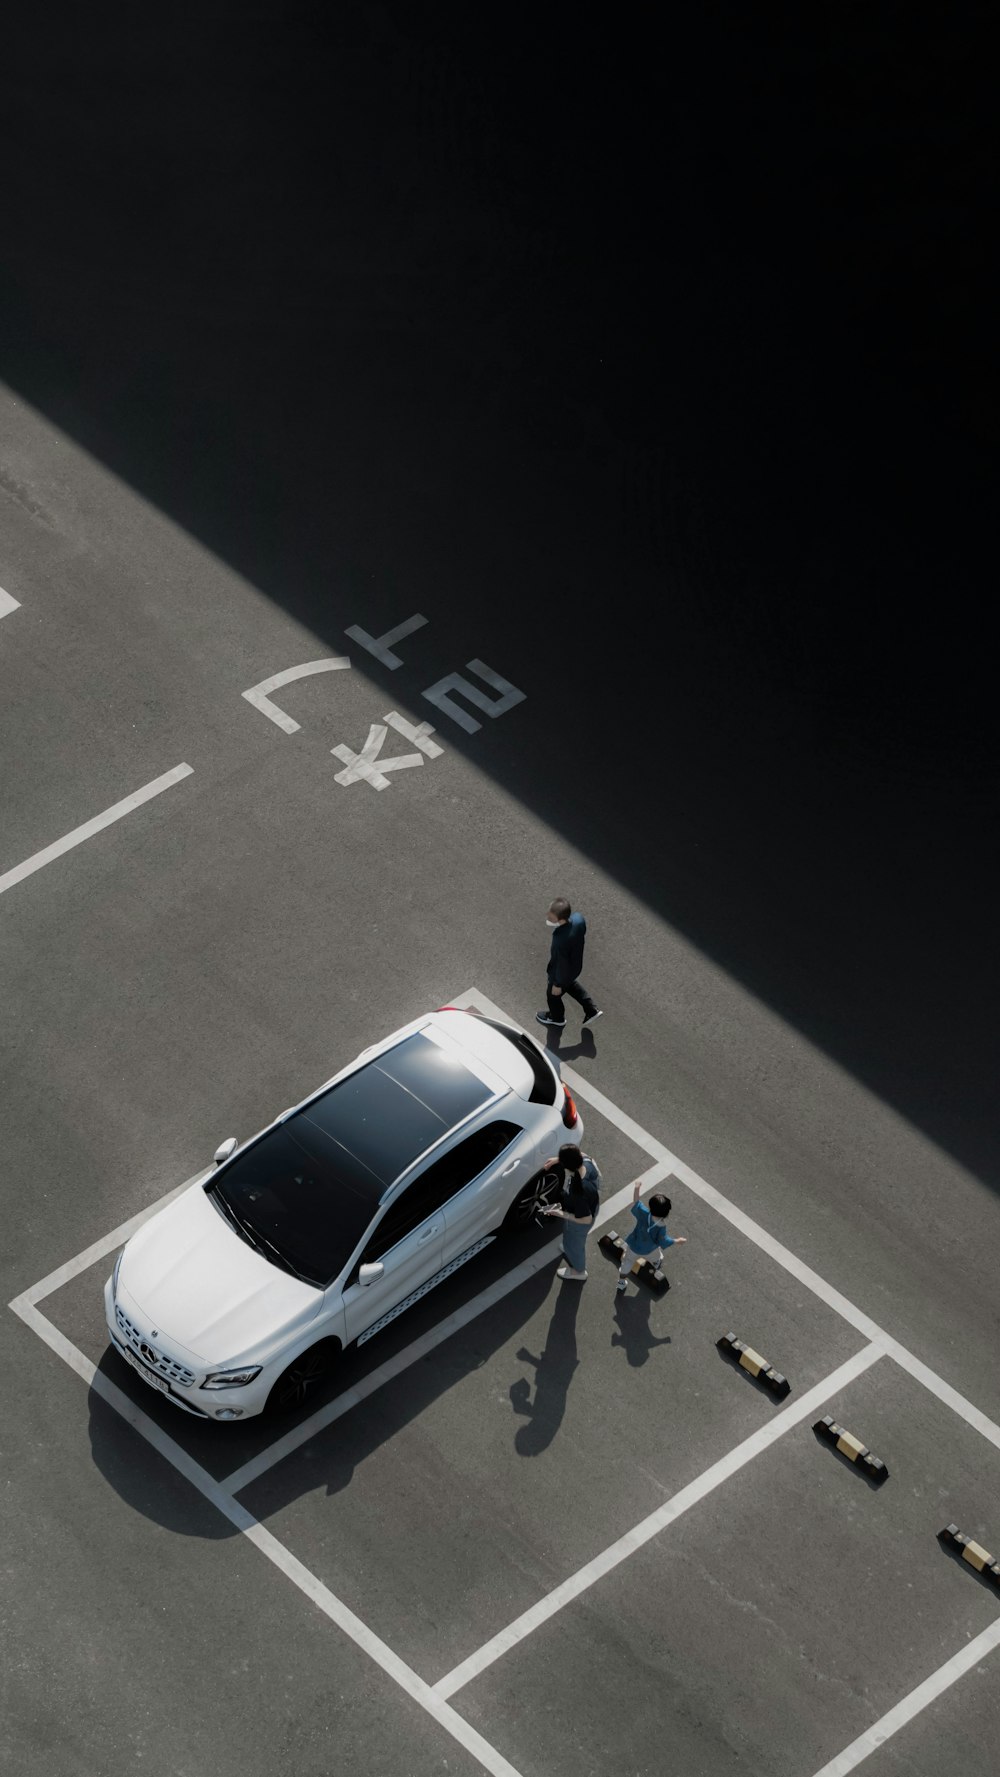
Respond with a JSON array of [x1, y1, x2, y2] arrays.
[[611, 1287, 672, 1367], [543, 1026, 596, 1063], [509, 1284, 583, 1456]]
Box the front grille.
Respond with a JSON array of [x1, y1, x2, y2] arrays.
[[115, 1306, 197, 1388]]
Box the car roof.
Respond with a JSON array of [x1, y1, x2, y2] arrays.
[[290, 1028, 496, 1190]]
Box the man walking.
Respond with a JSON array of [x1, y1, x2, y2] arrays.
[[536, 897, 603, 1031]]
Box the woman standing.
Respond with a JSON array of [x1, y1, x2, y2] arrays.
[[540, 1143, 601, 1281]]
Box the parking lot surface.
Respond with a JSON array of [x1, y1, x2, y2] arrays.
[[4, 14, 998, 1776]]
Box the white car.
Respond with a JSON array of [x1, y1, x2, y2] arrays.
[[105, 1008, 581, 1420]]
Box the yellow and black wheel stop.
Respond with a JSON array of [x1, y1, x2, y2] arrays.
[[938, 1524, 1000, 1587], [716, 1331, 790, 1398], [814, 1414, 888, 1482]]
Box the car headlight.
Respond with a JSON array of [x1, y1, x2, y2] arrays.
[[111, 1251, 124, 1298], [201, 1366, 263, 1391]]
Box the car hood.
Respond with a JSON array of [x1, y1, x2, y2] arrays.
[[118, 1181, 322, 1364]]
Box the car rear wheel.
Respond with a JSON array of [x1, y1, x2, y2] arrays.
[[265, 1340, 339, 1414], [503, 1168, 560, 1231]]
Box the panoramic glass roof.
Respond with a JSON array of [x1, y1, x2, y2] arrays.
[[296, 1031, 492, 1186]]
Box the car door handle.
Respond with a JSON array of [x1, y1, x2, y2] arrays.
[[501, 1162, 520, 1176], [418, 1224, 439, 1241]]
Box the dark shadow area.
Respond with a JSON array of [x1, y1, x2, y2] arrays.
[[543, 1026, 597, 1066], [2, 7, 996, 1186], [611, 1287, 673, 1368], [252, 1259, 558, 1514], [87, 1364, 238, 1538], [87, 1225, 560, 1527], [509, 1281, 582, 1454]]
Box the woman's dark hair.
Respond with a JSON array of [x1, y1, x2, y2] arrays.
[[549, 897, 572, 921], [649, 1193, 672, 1219], [558, 1143, 584, 1170]]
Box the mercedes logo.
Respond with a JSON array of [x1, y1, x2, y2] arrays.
[[139, 1342, 157, 1364]]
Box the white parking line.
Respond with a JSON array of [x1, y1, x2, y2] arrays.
[[433, 1340, 886, 1699], [0, 762, 194, 898], [9, 1171, 205, 1313], [810, 1615, 1000, 1776], [458, 991, 1000, 1456], [0, 584, 20, 619], [9, 1296, 526, 1777]]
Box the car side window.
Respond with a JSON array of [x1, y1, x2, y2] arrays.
[[352, 1121, 524, 1276], [356, 1187, 430, 1268], [413, 1120, 523, 1217]]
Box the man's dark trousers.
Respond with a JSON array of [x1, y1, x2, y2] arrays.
[[546, 978, 599, 1024]]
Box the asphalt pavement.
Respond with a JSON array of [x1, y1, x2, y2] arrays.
[[2, 10, 997, 1777]]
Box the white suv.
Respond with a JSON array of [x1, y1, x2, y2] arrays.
[[105, 1008, 581, 1420]]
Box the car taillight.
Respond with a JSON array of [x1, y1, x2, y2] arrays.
[[435, 1005, 463, 1012], [561, 1087, 579, 1128]]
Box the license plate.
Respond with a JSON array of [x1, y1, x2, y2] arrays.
[[118, 1342, 171, 1396]]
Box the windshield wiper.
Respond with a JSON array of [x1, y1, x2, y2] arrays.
[[208, 1185, 320, 1286], [209, 1186, 261, 1249], [253, 1230, 321, 1288]]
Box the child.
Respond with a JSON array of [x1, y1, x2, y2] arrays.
[[616, 1180, 686, 1293]]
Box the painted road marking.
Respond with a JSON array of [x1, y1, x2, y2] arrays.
[[0, 763, 194, 899], [0, 584, 20, 619], [7, 1297, 526, 1777], [332, 711, 444, 791], [460, 989, 1000, 1457], [809, 1614, 1000, 1776], [9, 1171, 206, 1311], [242, 656, 351, 734], [422, 660, 526, 734], [345, 613, 428, 669], [433, 1341, 886, 1698]]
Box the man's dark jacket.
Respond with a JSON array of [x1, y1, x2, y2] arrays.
[[548, 911, 587, 986]]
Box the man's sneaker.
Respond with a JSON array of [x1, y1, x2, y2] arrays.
[[582, 1008, 603, 1028], [615, 1277, 628, 1294], [557, 1265, 588, 1282], [535, 1012, 566, 1027]]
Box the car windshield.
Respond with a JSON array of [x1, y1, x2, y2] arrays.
[[209, 1123, 381, 1287]]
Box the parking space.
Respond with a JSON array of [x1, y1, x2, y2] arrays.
[[17, 994, 1000, 1777], [234, 1172, 864, 1680], [451, 1360, 1000, 1777]]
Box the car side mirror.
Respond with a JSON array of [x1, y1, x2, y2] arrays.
[[214, 1137, 238, 1166], [358, 1262, 384, 1288]]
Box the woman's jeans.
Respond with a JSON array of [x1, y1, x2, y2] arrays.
[[562, 1217, 591, 1271]]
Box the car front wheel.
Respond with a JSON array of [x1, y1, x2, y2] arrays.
[[503, 1168, 561, 1231], [265, 1340, 339, 1414]]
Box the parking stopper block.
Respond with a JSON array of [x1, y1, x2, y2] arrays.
[[938, 1524, 1000, 1588], [716, 1332, 790, 1398], [813, 1414, 889, 1482]]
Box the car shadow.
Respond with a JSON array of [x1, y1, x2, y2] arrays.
[[87, 1224, 560, 1532], [86, 1375, 239, 1540]]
